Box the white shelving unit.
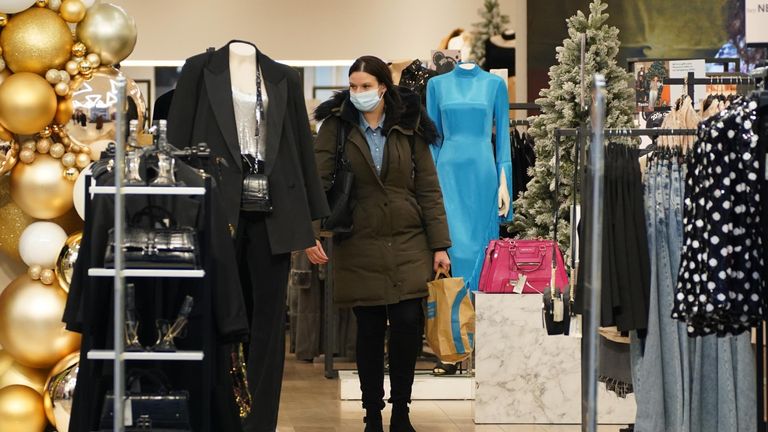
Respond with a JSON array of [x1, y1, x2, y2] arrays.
[[90, 185, 206, 196], [88, 268, 205, 278], [87, 350, 204, 361]]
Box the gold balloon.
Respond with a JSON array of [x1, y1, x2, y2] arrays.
[[36, 0, 48, 6], [55, 81, 69, 97], [0, 8, 73, 75], [63, 166, 78, 181], [64, 60, 79, 76], [55, 97, 74, 125], [66, 67, 146, 147], [40, 269, 55, 285], [71, 41, 86, 58], [0, 357, 47, 394], [45, 68, 61, 84], [0, 385, 47, 432], [21, 139, 36, 151], [75, 3, 137, 65], [61, 152, 75, 167], [0, 72, 58, 135], [0, 138, 18, 175], [55, 231, 80, 292], [0, 275, 81, 368], [28, 264, 42, 280], [59, 0, 85, 22], [75, 152, 89, 168], [10, 153, 75, 219], [78, 59, 92, 74], [36, 137, 52, 153], [49, 142, 65, 158], [19, 148, 35, 164], [0, 350, 13, 377], [85, 52, 100, 67], [0, 14, 7, 27], [43, 352, 78, 429], [0, 69, 10, 88], [0, 176, 35, 261]]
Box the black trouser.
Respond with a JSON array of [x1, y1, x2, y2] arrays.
[[236, 213, 291, 432], [353, 297, 424, 410]]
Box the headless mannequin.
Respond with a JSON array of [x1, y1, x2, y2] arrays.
[[457, 63, 511, 217], [489, 29, 516, 49], [230, 42, 258, 94]]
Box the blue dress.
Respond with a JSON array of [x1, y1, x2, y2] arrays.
[[426, 65, 512, 291]]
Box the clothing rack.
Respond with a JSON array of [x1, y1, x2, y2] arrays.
[[664, 71, 757, 104], [509, 102, 541, 110], [510, 119, 530, 127]]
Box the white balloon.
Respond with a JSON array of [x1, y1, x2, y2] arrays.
[[0, 0, 35, 13], [47, 0, 60, 11], [73, 162, 93, 221], [80, 0, 98, 7], [18, 222, 68, 269]]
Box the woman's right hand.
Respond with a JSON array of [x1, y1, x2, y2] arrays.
[[305, 239, 329, 264]]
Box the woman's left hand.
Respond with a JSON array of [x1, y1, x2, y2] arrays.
[[433, 250, 451, 273]]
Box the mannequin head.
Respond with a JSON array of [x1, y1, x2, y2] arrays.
[[348, 55, 401, 112]]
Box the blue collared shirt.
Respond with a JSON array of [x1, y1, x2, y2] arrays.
[[359, 113, 386, 175]]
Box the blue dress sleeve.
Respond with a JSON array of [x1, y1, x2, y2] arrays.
[[426, 79, 443, 162], [493, 77, 513, 222]]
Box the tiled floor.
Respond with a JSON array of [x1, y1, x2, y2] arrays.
[[277, 356, 631, 432]]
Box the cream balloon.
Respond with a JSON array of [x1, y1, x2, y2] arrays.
[[80, 0, 96, 7], [0, 0, 35, 13], [18, 221, 68, 269], [72, 162, 92, 220]]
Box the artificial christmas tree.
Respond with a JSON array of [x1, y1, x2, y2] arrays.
[[470, 0, 509, 66], [511, 0, 635, 252]]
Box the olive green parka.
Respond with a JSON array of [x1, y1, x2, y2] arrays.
[[313, 87, 451, 307]]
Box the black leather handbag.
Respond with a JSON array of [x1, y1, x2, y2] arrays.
[[240, 155, 273, 213], [99, 369, 191, 431], [542, 126, 572, 336], [105, 206, 199, 269], [322, 122, 354, 233]]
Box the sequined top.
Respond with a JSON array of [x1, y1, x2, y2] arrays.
[[399, 60, 437, 103], [231, 69, 268, 158]]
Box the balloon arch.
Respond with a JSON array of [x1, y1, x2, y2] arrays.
[[0, 1, 144, 430]]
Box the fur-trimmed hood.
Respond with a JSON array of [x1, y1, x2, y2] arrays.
[[314, 86, 439, 144]]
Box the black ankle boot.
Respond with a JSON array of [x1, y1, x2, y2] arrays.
[[364, 409, 383, 432], [390, 404, 416, 432]]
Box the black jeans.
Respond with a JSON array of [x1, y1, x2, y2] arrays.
[[236, 212, 291, 432], [353, 297, 424, 410]]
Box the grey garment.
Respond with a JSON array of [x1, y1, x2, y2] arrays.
[[632, 160, 756, 432], [598, 337, 633, 398], [287, 251, 357, 361]]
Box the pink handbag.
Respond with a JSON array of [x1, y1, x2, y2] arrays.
[[478, 238, 568, 294]]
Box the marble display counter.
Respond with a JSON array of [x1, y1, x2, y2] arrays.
[[474, 293, 636, 424]]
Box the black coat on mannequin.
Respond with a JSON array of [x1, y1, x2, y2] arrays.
[[167, 41, 329, 431], [167, 41, 329, 254]]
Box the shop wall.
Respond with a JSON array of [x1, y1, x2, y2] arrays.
[[111, 0, 527, 101]]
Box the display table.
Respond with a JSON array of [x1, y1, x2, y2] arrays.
[[474, 293, 636, 424]]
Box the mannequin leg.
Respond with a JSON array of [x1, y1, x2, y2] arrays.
[[238, 213, 291, 432]]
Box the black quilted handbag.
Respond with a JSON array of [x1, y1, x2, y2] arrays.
[[322, 122, 354, 233]]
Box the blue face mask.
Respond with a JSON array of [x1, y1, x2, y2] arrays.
[[350, 89, 382, 112]]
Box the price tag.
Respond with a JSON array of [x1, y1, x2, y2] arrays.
[[569, 314, 582, 337], [553, 297, 564, 322], [513, 275, 527, 294]]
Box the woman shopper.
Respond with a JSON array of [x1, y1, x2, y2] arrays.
[[307, 55, 452, 432]]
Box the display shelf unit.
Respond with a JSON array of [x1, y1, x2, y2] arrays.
[[82, 76, 214, 432], [90, 185, 207, 195], [87, 350, 205, 361], [88, 268, 205, 278]]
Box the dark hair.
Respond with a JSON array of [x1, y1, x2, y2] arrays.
[[348, 55, 403, 118]]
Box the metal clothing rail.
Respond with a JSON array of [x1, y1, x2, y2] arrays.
[[509, 102, 541, 110], [664, 71, 757, 103]]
